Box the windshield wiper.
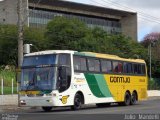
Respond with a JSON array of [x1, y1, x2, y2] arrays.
[[21, 64, 57, 69]]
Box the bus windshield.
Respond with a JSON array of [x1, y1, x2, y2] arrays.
[[20, 55, 57, 91]]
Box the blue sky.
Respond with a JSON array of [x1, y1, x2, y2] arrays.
[[65, 0, 160, 41]]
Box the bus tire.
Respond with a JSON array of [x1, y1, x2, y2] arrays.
[[119, 91, 131, 106], [130, 91, 137, 105], [42, 107, 52, 112], [71, 93, 82, 110]]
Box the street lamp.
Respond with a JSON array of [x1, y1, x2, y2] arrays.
[[149, 40, 156, 81], [149, 43, 152, 81]]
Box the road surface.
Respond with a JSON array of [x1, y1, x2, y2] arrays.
[[1, 98, 160, 120]]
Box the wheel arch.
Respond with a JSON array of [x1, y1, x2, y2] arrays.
[[126, 90, 131, 96], [75, 91, 85, 104]]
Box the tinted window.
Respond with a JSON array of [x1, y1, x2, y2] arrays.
[[58, 54, 71, 92], [137, 64, 142, 74], [58, 54, 70, 66], [23, 55, 56, 66], [113, 61, 123, 73], [73, 56, 87, 71], [133, 64, 138, 74], [142, 65, 146, 75], [123, 62, 133, 74], [88, 58, 100, 72], [101, 60, 112, 73]]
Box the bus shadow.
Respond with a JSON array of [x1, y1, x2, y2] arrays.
[[30, 102, 143, 113]]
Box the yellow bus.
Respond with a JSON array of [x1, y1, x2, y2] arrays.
[[19, 50, 148, 111]]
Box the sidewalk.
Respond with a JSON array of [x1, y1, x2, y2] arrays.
[[147, 90, 160, 97]]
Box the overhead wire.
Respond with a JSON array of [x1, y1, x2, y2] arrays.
[[103, 0, 160, 21], [89, 0, 160, 25]]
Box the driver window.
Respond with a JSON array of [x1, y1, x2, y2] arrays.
[[58, 54, 71, 92]]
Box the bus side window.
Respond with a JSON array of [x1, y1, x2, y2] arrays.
[[133, 64, 138, 74], [73, 56, 80, 71], [80, 58, 87, 71], [113, 61, 123, 73], [73, 56, 87, 72], [58, 54, 71, 93], [113, 61, 118, 73], [94, 59, 100, 72], [88, 58, 95, 72], [118, 62, 123, 73], [137, 64, 142, 74], [87, 58, 100, 72], [142, 64, 146, 75], [101, 60, 112, 73], [123, 62, 133, 74]]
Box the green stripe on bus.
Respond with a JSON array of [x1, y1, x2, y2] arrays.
[[94, 74, 112, 97], [84, 74, 112, 98]]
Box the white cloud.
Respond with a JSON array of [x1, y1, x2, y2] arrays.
[[64, 0, 160, 41]]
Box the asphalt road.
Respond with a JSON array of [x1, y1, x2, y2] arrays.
[[1, 98, 160, 120]]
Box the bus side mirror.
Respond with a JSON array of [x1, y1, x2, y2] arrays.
[[58, 66, 67, 86]]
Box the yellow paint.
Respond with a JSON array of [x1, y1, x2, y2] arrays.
[[81, 51, 148, 102], [82, 52, 145, 63], [104, 74, 148, 102], [62, 96, 69, 104], [19, 91, 40, 95]]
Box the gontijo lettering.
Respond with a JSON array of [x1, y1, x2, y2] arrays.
[[110, 76, 130, 83]]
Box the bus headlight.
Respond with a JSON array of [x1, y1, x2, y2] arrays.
[[20, 100, 26, 105]]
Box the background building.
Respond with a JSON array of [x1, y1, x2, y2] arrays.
[[0, 0, 137, 40]]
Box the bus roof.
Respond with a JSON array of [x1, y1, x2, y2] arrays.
[[24, 50, 76, 57], [75, 51, 146, 63], [24, 50, 145, 63]]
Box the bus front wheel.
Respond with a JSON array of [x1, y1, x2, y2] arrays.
[[71, 93, 82, 110], [42, 107, 52, 112]]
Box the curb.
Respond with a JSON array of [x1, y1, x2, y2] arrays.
[[147, 96, 160, 100]]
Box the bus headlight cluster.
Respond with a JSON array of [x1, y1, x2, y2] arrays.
[[20, 100, 26, 105]]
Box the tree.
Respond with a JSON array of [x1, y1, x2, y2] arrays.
[[46, 16, 147, 60], [45, 16, 90, 50], [24, 27, 46, 52], [0, 24, 18, 65], [141, 32, 160, 78], [0, 24, 46, 66]]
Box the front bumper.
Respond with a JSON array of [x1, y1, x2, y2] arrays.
[[19, 96, 58, 107]]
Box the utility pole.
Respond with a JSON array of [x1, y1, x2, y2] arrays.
[[17, 0, 23, 67], [149, 43, 152, 80]]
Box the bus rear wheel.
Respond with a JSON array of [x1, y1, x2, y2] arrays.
[[42, 107, 52, 112], [71, 94, 82, 110], [130, 92, 137, 105], [119, 92, 131, 106]]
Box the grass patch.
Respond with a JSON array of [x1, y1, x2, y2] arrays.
[[0, 69, 17, 95], [0, 86, 18, 95], [0, 69, 16, 86]]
